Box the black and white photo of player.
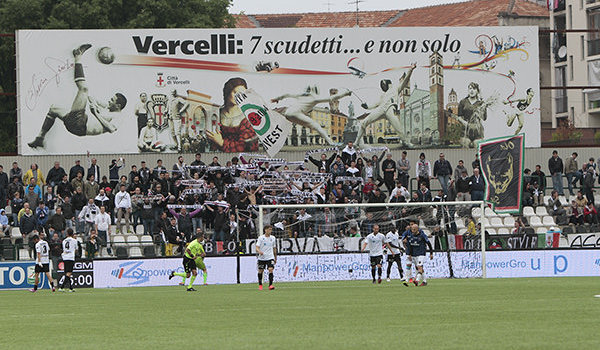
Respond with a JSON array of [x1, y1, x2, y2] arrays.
[[28, 44, 127, 149], [167, 89, 189, 151], [134, 92, 149, 136], [138, 118, 165, 152]]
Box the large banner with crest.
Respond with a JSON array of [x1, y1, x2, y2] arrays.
[[17, 27, 539, 155], [478, 134, 524, 214]]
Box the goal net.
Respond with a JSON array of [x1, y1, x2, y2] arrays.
[[252, 201, 492, 279]]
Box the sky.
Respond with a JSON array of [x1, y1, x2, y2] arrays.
[[229, 0, 468, 14]]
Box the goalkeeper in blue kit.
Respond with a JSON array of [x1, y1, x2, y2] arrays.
[[403, 223, 433, 286]]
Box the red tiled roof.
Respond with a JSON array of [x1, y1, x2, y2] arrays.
[[389, 0, 549, 27], [233, 0, 548, 28], [232, 14, 256, 28], [234, 10, 401, 28]]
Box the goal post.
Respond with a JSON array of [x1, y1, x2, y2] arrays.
[[257, 200, 488, 278]]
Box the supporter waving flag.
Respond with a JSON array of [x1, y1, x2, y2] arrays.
[[478, 134, 525, 214], [235, 89, 291, 157]]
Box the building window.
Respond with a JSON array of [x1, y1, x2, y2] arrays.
[[569, 55, 574, 80], [588, 8, 600, 56], [554, 15, 567, 62], [568, 5, 573, 29], [582, 35, 586, 59], [570, 106, 575, 121], [555, 66, 568, 114]]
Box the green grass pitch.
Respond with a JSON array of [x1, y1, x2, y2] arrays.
[[2, 277, 599, 350]]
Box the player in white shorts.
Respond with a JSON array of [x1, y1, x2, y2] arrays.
[[403, 222, 433, 286]]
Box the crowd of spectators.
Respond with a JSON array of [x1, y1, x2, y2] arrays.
[[0, 147, 597, 258], [522, 150, 600, 227]]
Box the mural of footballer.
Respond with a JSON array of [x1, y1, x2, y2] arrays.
[[137, 118, 165, 152], [354, 63, 416, 147], [270, 85, 351, 145], [503, 88, 534, 135], [167, 89, 189, 152], [28, 44, 127, 149]]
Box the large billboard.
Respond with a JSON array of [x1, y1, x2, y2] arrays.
[[17, 27, 539, 155]]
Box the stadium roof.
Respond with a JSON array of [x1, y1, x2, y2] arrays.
[[232, 0, 549, 28]]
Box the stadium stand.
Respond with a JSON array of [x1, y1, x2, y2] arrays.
[[2, 147, 600, 262]]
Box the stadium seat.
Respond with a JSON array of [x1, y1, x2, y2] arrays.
[[535, 207, 548, 216], [143, 246, 156, 258], [486, 228, 497, 235], [561, 226, 573, 235], [18, 248, 29, 260], [1, 237, 14, 260], [126, 235, 140, 245], [536, 227, 548, 234], [484, 207, 497, 217], [129, 247, 143, 257], [489, 217, 503, 228], [576, 225, 589, 234], [458, 228, 467, 235], [529, 216, 544, 228], [543, 195, 551, 205], [471, 207, 482, 218], [455, 218, 465, 229], [590, 224, 600, 233], [115, 246, 128, 258], [135, 225, 144, 234], [524, 227, 535, 235], [497, 228, 510, 235], [112, 236, 126, 246], [522, 206, 535, 217], [542, 216, 556, 227], [140, 235, 154, 246], [479, 217, 490, 228], [558, 196, 567, 205], [569, 195, 577, 203], [11, 227, 20, 239], [503, 216, 515, 227]]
